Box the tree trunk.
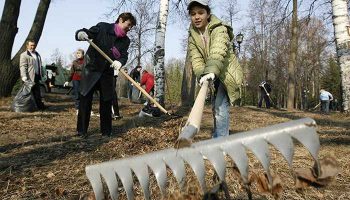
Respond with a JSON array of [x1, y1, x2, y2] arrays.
[[0, 0, 21, 97], [153, 0, 169, 106], [287, 0, 298, 110], [331, 0, 350, 112], [0, 0, 51, 97], [181, 44, 196, 106]]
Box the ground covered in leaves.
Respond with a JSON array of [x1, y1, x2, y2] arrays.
[[0, 92, 349, 199]]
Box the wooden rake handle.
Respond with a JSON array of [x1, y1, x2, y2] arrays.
[[86, 40, 170, 115]]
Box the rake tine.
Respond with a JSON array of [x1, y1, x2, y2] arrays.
[[180, 148, 207, 191], [243, 138, 272, 185], [164, 154, 186, 190], [129, 161, 150, 200], [146, 158, 167, 196], [200, 147, 226, 182], [267, 133, 294, 168]]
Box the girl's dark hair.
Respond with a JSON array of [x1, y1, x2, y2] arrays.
[[76, 48, 85, 55], [188, 2, 211, 14], [116, 12, 137, 26]]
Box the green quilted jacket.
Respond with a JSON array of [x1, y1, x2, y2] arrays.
[[188, 15, 243, 104]]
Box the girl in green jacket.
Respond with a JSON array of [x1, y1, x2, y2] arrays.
[[187, 0, 243, 137]]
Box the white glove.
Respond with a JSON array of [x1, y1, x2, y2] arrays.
[[77, 31, 89, 41], [199, 73, 215, 85], [22, 77, 28, 82], [111, 60, 122, 76], [63, 82, 69, 87]]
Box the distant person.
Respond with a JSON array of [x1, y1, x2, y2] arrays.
[[258, 80, 272, 109], [140, 70, 154, 105], [19, 39, 46, 110], [128, 65, 142, 101], [187, 0, 243, 138], [64, 49, 85, 115], [319, 89, 333, 114], [75, 12, 136, 138]]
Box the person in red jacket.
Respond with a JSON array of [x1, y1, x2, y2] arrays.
[[64, 49, 85, 114], [140, 70, 154, 104]]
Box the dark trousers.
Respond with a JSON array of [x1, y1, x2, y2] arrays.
[[77, 82, 112, 135], [321, 100, 330, 113], [72, 80, 80, 109], [33, 75, 44, 109], [258, 93, 271, 108]]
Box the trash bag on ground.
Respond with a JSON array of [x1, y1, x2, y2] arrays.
[[11, 81, 38, 112], [131, 86, 141, 103]]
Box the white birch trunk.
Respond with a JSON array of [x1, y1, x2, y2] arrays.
[[331, 0, 350, 111], [153, 0, 169, 106]]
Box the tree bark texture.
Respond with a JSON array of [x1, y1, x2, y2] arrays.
[[0, 0, 21, 97], [181, 44, 196, 106], [287, 0, 298, 109], [0, 0, 51, 97], [153, 0, 169, 106], [331, 0, 350, 111]]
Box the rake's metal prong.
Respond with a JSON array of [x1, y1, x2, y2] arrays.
[[129, 161, 150, 200], [147, 158, 167, 196], [292, 127, 320, 162], [115, 165, 134, 200], [164, 154, 186, 190], [267, 133, 294, 168], [86, 165, 104, 200], [200, 147, 226, 181], [180, 149, 207, 191], [243, 138, 272, 184], [223, 143, 249, 183], [100, 166, 119, 200]]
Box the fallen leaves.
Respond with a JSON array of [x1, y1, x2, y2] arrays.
[[295, 156, 340, 189], [249, 172, 283, 199], [46, 172, 55, 179]]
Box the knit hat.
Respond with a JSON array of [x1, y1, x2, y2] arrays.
[[187, 0, 209, 10]]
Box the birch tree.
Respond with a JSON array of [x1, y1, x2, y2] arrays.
[[331, 0, 350, 112], [153, 0, 170, 106]]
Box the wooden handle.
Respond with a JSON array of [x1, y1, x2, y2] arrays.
[[87, 40, 169, 115]]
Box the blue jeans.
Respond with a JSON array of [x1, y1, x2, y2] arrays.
[[212, 82, 230, 138], [72, 80, 80, 109], [321, 100, 330, 113]]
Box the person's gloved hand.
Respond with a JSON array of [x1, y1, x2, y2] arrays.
[[22, 77, 28, 82], [63, 82, 69, 87], [111, 60, 122, 76], [199, 73, 215, 85], [77, 31, 89, 41]]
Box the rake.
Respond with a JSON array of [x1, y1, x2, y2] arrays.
[[85, 117, 321, 200]]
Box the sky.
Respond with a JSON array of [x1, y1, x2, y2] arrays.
[[0, 0, 248, 66]]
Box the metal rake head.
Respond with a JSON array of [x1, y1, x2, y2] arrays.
[[85, 118, 320, 200]]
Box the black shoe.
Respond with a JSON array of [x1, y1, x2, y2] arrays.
[[101, 133, 112, 137], [39, 105, 49, 110], [76, 132, 88, 138], [112, 115, 123, 120]]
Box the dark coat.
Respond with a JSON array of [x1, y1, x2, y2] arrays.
[[75, 22, 130, 101]]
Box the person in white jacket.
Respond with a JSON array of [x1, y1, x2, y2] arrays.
[[319, 89, 333, 114]]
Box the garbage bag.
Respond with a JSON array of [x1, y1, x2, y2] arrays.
[[11, 81, 38, 112], [131, 86, 141, 103]]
